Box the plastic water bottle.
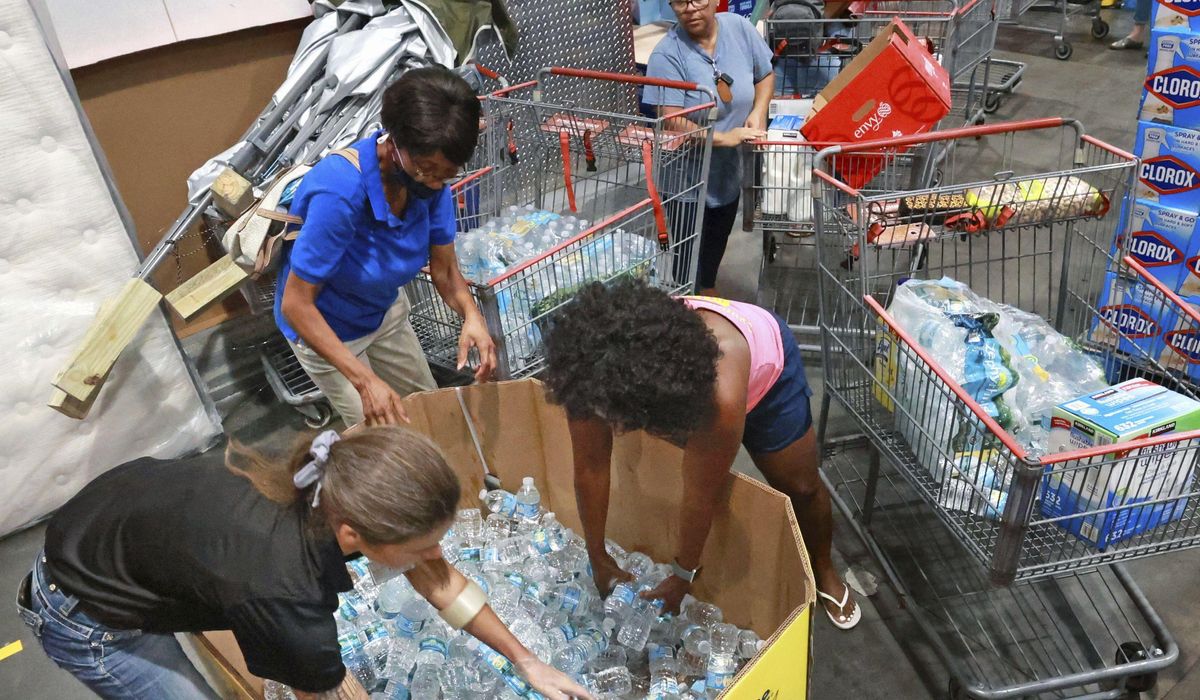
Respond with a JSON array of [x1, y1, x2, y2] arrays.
[[339, 631, 379, 691], [515, 477, 542, 522], [466, 638, 537, 696], [480, 488, 520, 518], [390, 598, 430, 641], [360, 619, 392, 673], [381, 637, 416, 685], [648, 644, 682, 699], [482, 535, 533, 572], [582, 666, 634, 697], [604, 580, 637, 622], [439, 662, 496, 699], [737, 629, 764, 660], [704, 623, 739, 698], [616, 604, 655, 652], [338, 589, 371, 622], [621, 552, 654, 580], [551, 627, 607, 674], [347, 558, 376, 598], [377, 678, 410, 699], [529, 512, 566, 555], [545, 582, 595, 616], [684, 600, 724, 630], [681, 624, 711, 656], [263, 680, 296, 700], [539, 610, 578, 644], [450, 508, 483, 558], [409, 633, 448, 700]]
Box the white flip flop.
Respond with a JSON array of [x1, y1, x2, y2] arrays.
[[818, 586, 862, 630]]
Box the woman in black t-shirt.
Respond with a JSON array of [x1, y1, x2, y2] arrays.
[[16, 426, 591, 700]]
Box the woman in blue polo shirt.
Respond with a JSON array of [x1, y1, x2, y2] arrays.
[[278, 67, 497, 427], [644, 0, 774, 295]]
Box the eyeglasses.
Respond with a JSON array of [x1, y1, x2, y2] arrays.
[[390, 140, 461, 185], [669, 0, 710, 10]]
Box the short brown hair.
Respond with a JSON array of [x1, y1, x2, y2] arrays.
[[381, 66, 481, 166], [227, 426, 461, 544]]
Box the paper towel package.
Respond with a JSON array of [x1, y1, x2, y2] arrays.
[[1135, 121, 1200, 209], [1114, 199, 1198, 291], [1042, 379, 1200, 547]]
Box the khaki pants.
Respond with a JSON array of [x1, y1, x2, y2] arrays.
[[289, 295, 436, 427]]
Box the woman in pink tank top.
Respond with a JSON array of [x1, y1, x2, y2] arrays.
[[543, 279, 860, 630]]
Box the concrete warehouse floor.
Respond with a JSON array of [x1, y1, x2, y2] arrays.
[[3, 7, 1199, 700]]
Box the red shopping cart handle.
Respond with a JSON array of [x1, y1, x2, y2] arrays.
[[537, 67, 717, 101], [824, 118, 1071, 156]]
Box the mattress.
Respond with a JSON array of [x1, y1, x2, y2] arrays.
[[0, 0, 222, 537]]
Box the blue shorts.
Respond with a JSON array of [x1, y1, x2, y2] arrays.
[[741, 314, 814, 454]]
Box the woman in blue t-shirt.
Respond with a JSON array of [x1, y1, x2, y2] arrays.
[[278, 67, 496, 428], [643, 0, 775, 295]]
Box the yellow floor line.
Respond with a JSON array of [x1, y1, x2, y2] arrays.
[[0, 640, 23, 662]]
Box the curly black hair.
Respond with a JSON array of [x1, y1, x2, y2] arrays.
[[543, 279, 721, 445]]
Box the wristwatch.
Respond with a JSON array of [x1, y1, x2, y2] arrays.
[[672, 558, 702, 584]]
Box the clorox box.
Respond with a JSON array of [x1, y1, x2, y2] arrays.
[[1142, 28, 1200, 128], [1091, 271, 1178, 359], [1152, 0, 1200, 31], [1158, 303, 1200, 380], [1042, 379, 1200, 548], [1114, 199, 1198, 291], [1135, 121, 1200, 209]]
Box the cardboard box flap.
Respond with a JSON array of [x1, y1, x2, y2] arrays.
[[807, 18, 951, 124], [403, 379, 815, 637]]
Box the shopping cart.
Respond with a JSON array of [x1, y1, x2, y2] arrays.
[[764, 0, 999, 128], [749, 1, 1000, 353], [406, 68, 716, 379], [997, 0, 1109, 60], [812, 118, 1199, 696]]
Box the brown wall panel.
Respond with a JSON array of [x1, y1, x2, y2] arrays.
[[71, 20, 307, 336]]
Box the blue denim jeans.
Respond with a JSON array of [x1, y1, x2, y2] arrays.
[[16, 551, 218, 699], [1136, 0, 1152, 25]]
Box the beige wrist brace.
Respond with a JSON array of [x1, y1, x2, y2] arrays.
[[438, 579, 488, 630]]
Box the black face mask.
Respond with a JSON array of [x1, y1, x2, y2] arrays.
[[389, 161, 440, 200]]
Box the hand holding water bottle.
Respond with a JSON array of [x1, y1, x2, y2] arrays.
[[639, 572, 690, 615], [513, 653, 595, 700], [589, 550, 633, 596]]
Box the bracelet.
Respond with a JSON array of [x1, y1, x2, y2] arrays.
[[438, 579, 488, 630]]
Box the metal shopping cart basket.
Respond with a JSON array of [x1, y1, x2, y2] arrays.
[[811, 118, 1199, 697], [764, 0, 999, 127], [748, 1, 1001, 354], [406, 67, 716, 379], [996, 0, 1109, 60]]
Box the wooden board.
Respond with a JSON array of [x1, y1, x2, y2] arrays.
[[210, 168, 254, 218], [188, 631, 262, 700], [165, 254, 250, 321], [52, 278, 163, 402]]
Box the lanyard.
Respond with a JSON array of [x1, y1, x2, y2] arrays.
[[677, 33, 733, 104]]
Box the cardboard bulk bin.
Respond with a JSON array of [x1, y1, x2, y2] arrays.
[[194, 379, 816, 698]]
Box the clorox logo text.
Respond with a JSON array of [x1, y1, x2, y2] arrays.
[[1166, 330, 1200, 362], [1147, 66, 1200, 109], [1100, 304, 1160, 338], [1140, 156, 1200, 194], [1122, 231, 1185, 266]]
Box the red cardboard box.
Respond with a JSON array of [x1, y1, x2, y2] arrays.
[[800, 18, 951, 189]]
